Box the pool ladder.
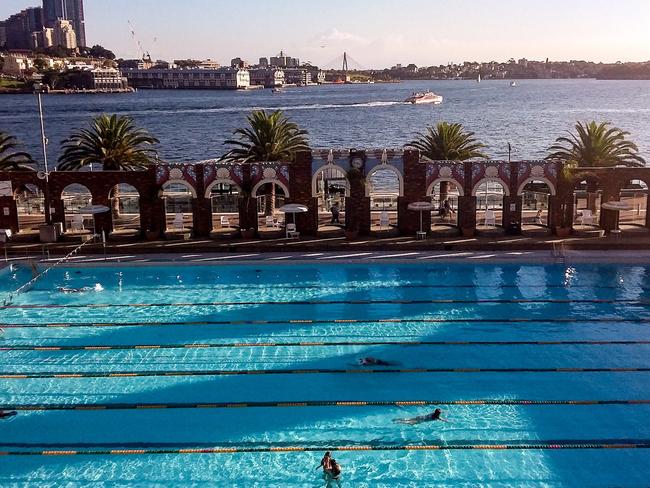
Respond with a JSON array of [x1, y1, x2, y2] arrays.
[[551, 242, 567, 266]]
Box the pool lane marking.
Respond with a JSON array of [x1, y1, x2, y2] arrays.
[[3, 317, 650, 329], [1, 441, 649, 456], [1, 368, 649, 379], [4, 340, 650, 352], [4, 298, 650, 310], [2, 399, 649, 411]]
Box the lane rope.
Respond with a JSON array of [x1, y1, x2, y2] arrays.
[[2, 441, 649, 456], [4, 340, 650, 352], [3, 298, 649, 310], [3, 317, 650, 329], [3, 399, 649, 412], [2, 367, 649, 379]]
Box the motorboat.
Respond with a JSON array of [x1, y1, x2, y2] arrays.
[[272, 87, 285, 93], [510, 81, 517, 87], [404, 91, 443, 105]]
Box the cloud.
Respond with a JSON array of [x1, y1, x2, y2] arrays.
[[319, 28, 369, 44]]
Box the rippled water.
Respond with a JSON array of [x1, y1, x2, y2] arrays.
[[1, 79, 650, 166]]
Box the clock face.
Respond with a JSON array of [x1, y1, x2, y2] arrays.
[[351, 158, 364, 170]]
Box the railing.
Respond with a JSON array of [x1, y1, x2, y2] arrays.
[[1, 236, 97, 306]]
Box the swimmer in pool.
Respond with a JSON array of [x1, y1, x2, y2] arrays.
[[58, 283, 103, 293], [394, 408, 448, 425], [326, 459, 342, 487], [358, 357, 391, 366], [316, 451, 332, 474], [0, 410, 17, 420]]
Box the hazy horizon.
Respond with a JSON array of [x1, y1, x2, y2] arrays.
[[2, 0, 650, 68]]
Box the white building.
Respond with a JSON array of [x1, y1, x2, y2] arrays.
[[91, 68, 126, 89], [249, 68, 284, 88], [197, 59, 220, 69]]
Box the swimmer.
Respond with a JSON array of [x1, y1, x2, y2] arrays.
[[326, 459, 342, 488], [0, 410, 17, 420], [394, 408, 448, 425], [58, 286, 93, 293], [358, 357, 391, 366], [316, 451, 332, 473]]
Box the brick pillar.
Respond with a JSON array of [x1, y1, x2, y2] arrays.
[[290, 151, 317, 236], [193, 164, 211, 237], [345, 150, 367, 235], [0, 196, 18, 233], [458, 161, 476, 235], [239, 165, 257, 235], [399, 149, 429, 235], [502, 196, 521, 228], [547, 195, 559, 229]]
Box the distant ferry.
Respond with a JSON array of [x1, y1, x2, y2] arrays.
[[404, 91, 443, 105], [510, 81, 517, 87]]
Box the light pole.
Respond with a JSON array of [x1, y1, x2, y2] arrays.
[[36, 87, 52, 224], [507, 142, 512, 164]]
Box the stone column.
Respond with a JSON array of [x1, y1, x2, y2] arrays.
[[399, 149, 429, 235], [193, 164, 211, 237], [0, 196, 18, 233], [290, 151, 318, 236]]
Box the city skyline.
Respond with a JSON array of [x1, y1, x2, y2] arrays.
[[2, 0, 650, 67]]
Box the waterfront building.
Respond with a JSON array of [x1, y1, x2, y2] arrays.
[[125, 67, 250, 90], [249, 68, 285, 88], [91, 67, 127, 89], [52, 19, 77, 50], [284, 68, 311, 86], [43, 0, 86, 47], [258, 57, 269, 68], [4, 7, 44, 50]]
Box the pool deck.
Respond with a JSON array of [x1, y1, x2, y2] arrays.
[[2, 230, 650, 263]]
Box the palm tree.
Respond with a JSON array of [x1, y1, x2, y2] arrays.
[[548, 121, 646, 214], [407, 122, 487, 202], [548, 121, 646, 168], [221, 110, 309, 216], [58, 114, 159, 171], [58, 114, 159, 219], [0, 132, 35, 171]]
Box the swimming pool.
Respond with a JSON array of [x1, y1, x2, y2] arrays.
[[1, 261, 649, 486]]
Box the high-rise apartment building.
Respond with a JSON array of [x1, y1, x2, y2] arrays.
[[42, 0, 86, 47], [53, 19, 77, 49], [5, 7, 43, 50]]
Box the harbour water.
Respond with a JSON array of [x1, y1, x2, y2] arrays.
[[2, 79, 650, 165]]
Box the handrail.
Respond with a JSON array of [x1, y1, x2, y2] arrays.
[[2, 236, 97, 306]]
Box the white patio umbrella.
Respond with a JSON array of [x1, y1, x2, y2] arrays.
[[77, 205, 110, 214], [278, 204, 308, 224], [408, 201, 434, 234], [602, 201, 633, 212]]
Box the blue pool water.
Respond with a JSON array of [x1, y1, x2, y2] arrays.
[[1, 262, 649, 486]]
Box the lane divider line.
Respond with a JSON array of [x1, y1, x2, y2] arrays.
[[1, 368, 649, 379], [3, 298, 649, 310], [2, 399, 649, 411], [1, 441, 649, 456], [3, 340, 649, 352], [3, 317, 650, 329]]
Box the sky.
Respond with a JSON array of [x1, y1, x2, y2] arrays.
[[2, 0, 650, 67]]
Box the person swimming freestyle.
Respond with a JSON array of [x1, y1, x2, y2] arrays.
[[394, 408, 449, 425]]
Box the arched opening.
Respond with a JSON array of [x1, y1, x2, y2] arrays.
[[253, 181, 287, 232], [474, 179, 507, 231], [573, 180, 601, 230], [520, 180, 553, 231], [429, 180, 461, 229], [368, 167, 400, 232], [619, 179, 648, 233], [61, 184, 93, 235], [109, 183, 141, 236], [15, 184, 45, 236], [162, 181, 195, 233], [313, 166, 348, 231], [208, 181, 241, 234]]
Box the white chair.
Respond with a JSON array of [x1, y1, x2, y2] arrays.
[[276, 216, 285, 228], [220, 215, 230, 228], [579, 209, 594, 226], [71, 214, 85, 232], [379, 211, 390, 229], [286, 223, 300, 239], [484, 209, 496, 227], [172, 213, 184, 230], [265, 216, 275, 228]]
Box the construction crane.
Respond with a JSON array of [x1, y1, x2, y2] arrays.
[[128, 20, 157, 61]]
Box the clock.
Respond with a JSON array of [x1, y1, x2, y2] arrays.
[[351, 158, 364, 170]]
